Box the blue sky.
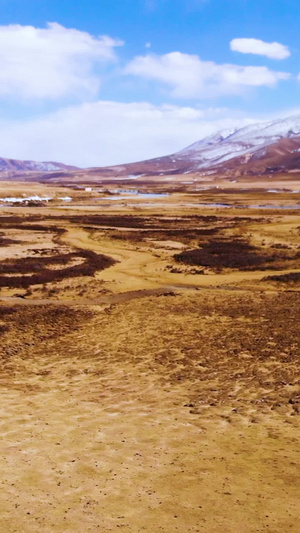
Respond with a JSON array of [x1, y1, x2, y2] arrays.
[[0, 0, 299, 166]]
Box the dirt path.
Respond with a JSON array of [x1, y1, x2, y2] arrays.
[[0, 287, 176, 307], [62, 225, 300, 293]]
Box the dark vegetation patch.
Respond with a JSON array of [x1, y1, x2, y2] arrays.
[[0, 306, 17, 318], [270, 243, 290, 250], [72, 214, 265, 239], [0, 306, 20, 335], [0, 305, 93, 358], [0, 215, 116, 290], [0, 237, 19, 246], [173, 238, 288, 271], [106, 227, 222, 245], [85, 215, 261, 247], [0, 215, 43, 224], [0, 250, 115, 289], [166, 265, 205, 275], [61, 213, 232, 229], [0, 252, 82, 274], [0, 215, 66, 235], [0, 214, 265, 237], [66, 215, 153, 229], [92, 291, 300, 415], [0, 223, 65, 234], [263, 272, 300, 283], [193, 228, 220, 235]]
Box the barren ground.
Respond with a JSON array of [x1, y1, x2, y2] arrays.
[[0, 180, 300, 532]]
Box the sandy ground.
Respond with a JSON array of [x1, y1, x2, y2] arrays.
[[0, 182, 300, 532]]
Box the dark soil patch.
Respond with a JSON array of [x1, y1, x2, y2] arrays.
[[62, 214, 227, 229], [0, 237, 19, 246], [67, 215, 153, 229], [174, 239, 277, 270], [264, 272, 300, 283], [0, 306, 17, 317], [0, 223, 65, 234], [0, 250, 116, 289]]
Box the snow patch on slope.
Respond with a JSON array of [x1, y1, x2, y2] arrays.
[[175, 115, 300, 171]]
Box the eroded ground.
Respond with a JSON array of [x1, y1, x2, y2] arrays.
[[0, 183, 300, 532]]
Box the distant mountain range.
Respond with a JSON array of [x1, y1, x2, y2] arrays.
[[2, 115, 300, 182], [81, 115, 300, 179], [0, 157, 77, 174]]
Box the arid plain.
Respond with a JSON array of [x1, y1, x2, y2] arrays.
[[0, 178, 300, 532]]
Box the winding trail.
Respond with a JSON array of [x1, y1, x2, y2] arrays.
[[61, 225, 300, 294], [2, 223, 299, 308]]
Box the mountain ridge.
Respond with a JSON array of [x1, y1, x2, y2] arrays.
[[1, 114, 300, 181], [78, 114, 300, 179], [94, 115, 300, 175], [0, 156, 78, 174]]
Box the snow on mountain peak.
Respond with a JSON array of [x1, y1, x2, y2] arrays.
[[175, 114, 300, 169], [179, 127, 239, 154], [226, 115, 300, 145]]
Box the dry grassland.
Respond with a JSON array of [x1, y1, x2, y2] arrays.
[[0, 183, 300, 532]]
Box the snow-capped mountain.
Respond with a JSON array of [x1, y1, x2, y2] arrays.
[[1, 114, 300, 182], [75, 114, 300, 179], [176, 116, 300, 171]]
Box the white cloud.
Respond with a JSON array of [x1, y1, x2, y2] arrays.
[[124, 52, 290, 98], [230, 38, 290, 60], [0, 101, 255, 167], [145, 42, 151, 48], [0, 23, 123, 99]]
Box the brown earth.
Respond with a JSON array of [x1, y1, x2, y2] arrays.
[[0, 183, 300, 532]]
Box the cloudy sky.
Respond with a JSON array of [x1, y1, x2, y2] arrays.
[[0, 0, 299, 167]]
